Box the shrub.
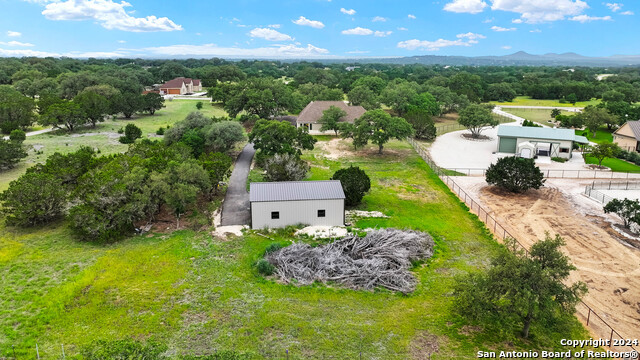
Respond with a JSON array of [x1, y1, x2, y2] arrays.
[[265, 242, 284, 254], [522, 119, 541, 128], [156, 127, 165, 135], [331, 166, 371, 206], [551, 157, 567, 163], [9, 129, 26, 142], [0, 138, 28, 170], [0, 172, 67, 226], [485, 156, 545, 193], [117, 127, 124, 134], [263, 153, 309, 182], [119, 123, 142, 144], [256, 259, 275, 276], [196, 101, 204, 110]]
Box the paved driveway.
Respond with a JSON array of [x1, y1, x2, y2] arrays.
[[221, 143, 255, 226]]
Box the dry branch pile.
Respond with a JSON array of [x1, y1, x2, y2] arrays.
[[266, 229, 434, 293]]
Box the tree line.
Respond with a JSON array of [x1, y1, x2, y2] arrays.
[[0, 111, 244, 242]]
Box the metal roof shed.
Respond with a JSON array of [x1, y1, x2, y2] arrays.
[[250, 180, 346, 229], [496, 125, 589, 159]]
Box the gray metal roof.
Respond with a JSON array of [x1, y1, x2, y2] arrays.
[[497, 125, 588, 143], [250, 180, 345, 202]]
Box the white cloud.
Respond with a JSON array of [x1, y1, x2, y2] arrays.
[[502, 45, 512, 49], [398, 27, 409, 31], [569, 14, 612, 22], [346, 50, 370, 54], [340, 8, 356, 15], [0, 41, 35, 47], [7, 31, 22, 37], [342, 27, 373, 35], [491, 25, 517, 31], [118, 40, 126, 43], [443, 0, 488, 14], [292, 16, 325, 29], [397, 32, 485, 51], [372, 16, 387, 22], [408, 14, 417, 19], [42, 0, 183, 32], [620, 10, 634, 15], [139, 43, 331, 58], [605, 3, 622, 12], [374, 30, 392, 37], [0, 47, 125, 57], [490, 0, 589, 23], [268, 24, 281, 29], [512, 18, 523, 23], [483, 17, 494, 23], [249, 28, 293, 41], [530, 28, 542, 32]]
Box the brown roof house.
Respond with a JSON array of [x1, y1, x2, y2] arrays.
[[159, 77, 203, 95], [613, 120, 640, 152], [296, 101, 366, 134]]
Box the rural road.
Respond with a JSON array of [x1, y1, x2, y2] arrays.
[[220, 143, 256, 226], [2, 127, 53, 140]]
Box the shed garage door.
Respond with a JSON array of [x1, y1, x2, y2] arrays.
[[498, 137, 517, 153]]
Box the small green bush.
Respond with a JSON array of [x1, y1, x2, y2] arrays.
[[117, 127, 124, 134], [119, 123, 142, 144], [551, 157, 567, 163], [156, 127, 165, 135], [256, 259, 275, 276], [264, 243, 284, 254]]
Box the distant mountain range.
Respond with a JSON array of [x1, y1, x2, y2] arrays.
[[317, 51, 640, 67]]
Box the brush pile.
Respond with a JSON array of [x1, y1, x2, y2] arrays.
[[266, 229, 434, 293]]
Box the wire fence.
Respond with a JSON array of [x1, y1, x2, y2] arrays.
[[407, 137, 639, 355]]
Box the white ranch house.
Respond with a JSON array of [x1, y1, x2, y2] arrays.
[[249, 180, 345, 229]]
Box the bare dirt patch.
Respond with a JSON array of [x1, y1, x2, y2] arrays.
[[409, 331, 441, 360], [477, 185, 640, 339]]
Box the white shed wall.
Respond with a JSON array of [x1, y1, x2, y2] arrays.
[[516, 137, 574, 159], [251, 199, 344, 229]]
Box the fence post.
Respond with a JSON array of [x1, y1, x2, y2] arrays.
[[610, 329, 614, 347], [587, 308, 591, 326], [36, 343, 40, 360], [62, 344, 66, 359]]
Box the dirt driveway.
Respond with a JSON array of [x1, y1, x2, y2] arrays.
[[454, 177, 640, 340]]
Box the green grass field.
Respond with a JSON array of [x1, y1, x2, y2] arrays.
[[584, 155, 640, 172], [0, 138, 589, 359], [501, 108, 574, 126], [574, 128, 614, 145], [0, 100, 226, 191], [491, 96, 601, 108]]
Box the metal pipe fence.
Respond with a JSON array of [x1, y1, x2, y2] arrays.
[[441, 167, 640, 179], [407, 137, 638, 355]]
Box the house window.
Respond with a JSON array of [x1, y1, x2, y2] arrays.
[[309, 123, 313, 130], [560, 148, 570, 153], [271, 211, 279, 220], [317, 209, 326, 218]]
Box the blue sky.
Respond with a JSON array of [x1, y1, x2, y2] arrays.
[[0, 0, 637, 58]]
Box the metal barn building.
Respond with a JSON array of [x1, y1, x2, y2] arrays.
[[249, 180, 345, 229], [497, 125, 589, 159]]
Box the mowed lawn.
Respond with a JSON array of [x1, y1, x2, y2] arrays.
[[2, 137, 589, 358], [501, 108, 574, 126], [0, 100, 226, 191], [491, 96, 600, 108]]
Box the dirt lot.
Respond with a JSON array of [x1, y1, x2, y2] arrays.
[[453, 177, 640, 340]]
